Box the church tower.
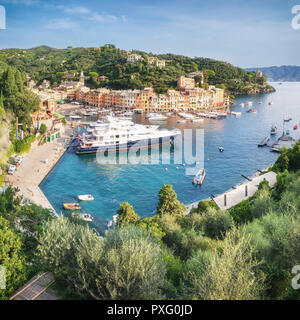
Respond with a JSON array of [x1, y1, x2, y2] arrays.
[[79, 71, 85, 86]]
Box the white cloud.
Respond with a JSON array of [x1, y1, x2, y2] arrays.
[[89, 13, 118, 23], [57, 6, 90, 15], [54, 5, 120, 24], [44, 18, 78, 30]]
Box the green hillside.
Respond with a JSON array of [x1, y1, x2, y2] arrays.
[[0, 44, 274, 94]]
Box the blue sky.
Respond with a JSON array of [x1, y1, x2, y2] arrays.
[[0, 0, 299, 68]]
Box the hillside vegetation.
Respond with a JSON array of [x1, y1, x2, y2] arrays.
[[0, 45, 274, 94], [1, 142, 299, 300], [0, 67, 40, 165]]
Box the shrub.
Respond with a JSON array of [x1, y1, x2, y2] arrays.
[[0, 216, 28, 299], [196, 200, 219, 214], [39, 123, 47, 135], [36, 218, 166, 300], [186, 228, 265, 300], [202, 208, 234, 239], [229, 200, 252, 224]]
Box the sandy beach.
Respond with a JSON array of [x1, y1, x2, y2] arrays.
[[7, 125, 75, 214]]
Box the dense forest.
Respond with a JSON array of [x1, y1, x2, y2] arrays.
[[0, 142, 299, 300], [0, 45, 274, 94], [0, 67, 40, 128]]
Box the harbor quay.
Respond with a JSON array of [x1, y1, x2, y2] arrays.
[[6, 125, 75, 214]]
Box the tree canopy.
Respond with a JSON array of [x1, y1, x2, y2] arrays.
[[0, 45, 273, 94]]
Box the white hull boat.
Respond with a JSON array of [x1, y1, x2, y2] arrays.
[[191, 118, 204, 123], [72, 213, 93, 222], [78, 195, 95, 201]]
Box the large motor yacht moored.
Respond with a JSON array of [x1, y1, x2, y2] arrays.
[[76, 116, 181, 155]]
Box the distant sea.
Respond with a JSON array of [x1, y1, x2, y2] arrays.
[[40, 82, 300, 234]]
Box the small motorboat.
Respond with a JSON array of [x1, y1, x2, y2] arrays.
[[107, 220, 113, 228], [231, 111, 242, 118], [284, 116, 292, 122], [78, 194, 94, 201], [63, 203, 81, 210], [268, 101, 274, 106], [70, 115, 82, 120], [219, 146, 225, 152], [247, 109, 257, 114], [72, 213, 93, 222], [240, 103, 245, 107], [270, 125, 277, 135], [293, 125, 298, 130], [177, 120, 186, 123], [193, 168, 206, 185], [107, 215, 118, 228]]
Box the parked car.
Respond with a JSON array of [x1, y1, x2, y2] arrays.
[[15, 156, 23, 165], [8, 165, 16, 175], [9, 157, 17, 165]]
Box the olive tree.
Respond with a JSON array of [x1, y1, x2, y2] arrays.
[[36, 218, 166, 300], [186, 228, 265, 300], [94, 225, 166, 300]]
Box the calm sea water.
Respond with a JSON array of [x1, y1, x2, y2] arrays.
[[41, 82, 300, 233]]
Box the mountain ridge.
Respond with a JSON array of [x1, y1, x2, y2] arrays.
[[245, 65, 300, 81]]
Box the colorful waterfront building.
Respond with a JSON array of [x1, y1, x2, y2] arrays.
[[177, 76, 195, 90]]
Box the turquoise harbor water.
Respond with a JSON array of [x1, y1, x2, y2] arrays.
[[41, 82, 300, 233]]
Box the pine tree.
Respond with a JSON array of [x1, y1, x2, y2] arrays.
[[116, 202, 140, 226], [0, 91, 5, 118], [157, 185, 186, 216]]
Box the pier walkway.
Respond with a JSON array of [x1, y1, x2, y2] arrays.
[[213, 171, 277, 210], [185, 171, 277, 213]]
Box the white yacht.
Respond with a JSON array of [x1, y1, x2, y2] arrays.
[[178, 112, 195, 120], [76, 116, 181, 155], [146, 113, 168, 121]]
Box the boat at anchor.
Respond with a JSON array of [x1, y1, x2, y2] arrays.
[[72, 213, 93, 222], [193, 168, 206, 185], [270, 125, 278, 135], [63, 203, 81, 210], [78, 195, 94, 201], [76, 116, 181, 155]]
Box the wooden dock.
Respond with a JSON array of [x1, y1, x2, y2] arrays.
[[258, 137, 270, 147]]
